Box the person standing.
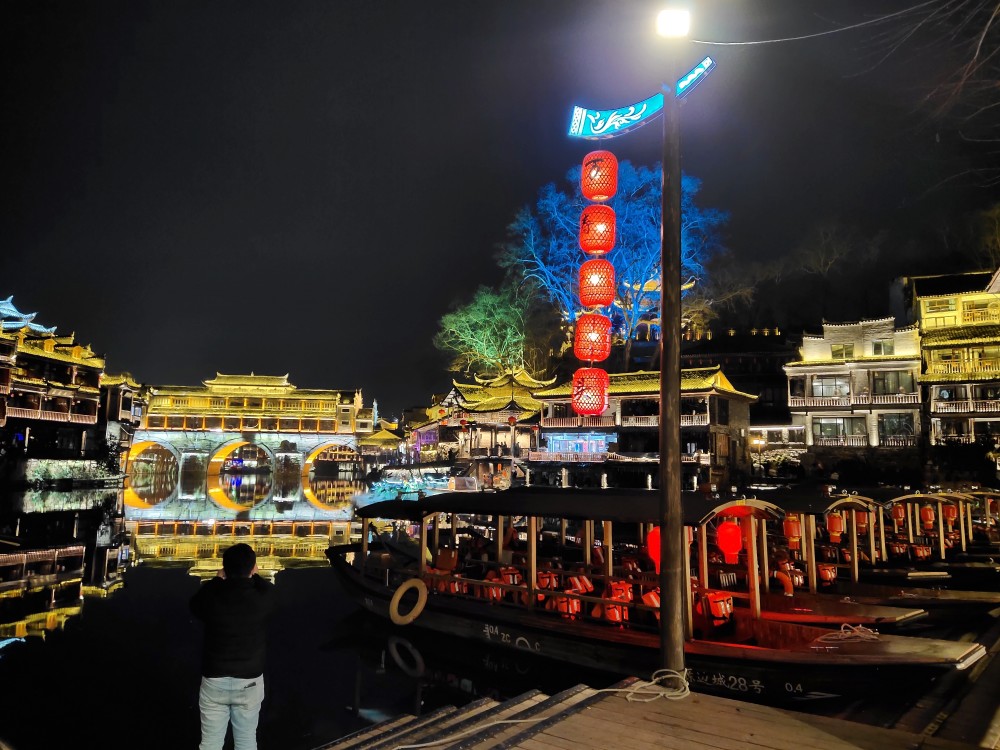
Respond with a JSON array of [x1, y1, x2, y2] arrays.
[[190, 542, 274, 750]]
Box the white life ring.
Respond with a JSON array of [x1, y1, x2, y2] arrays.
[[389, 578, 428, 626], [387, 635, 425, 678]]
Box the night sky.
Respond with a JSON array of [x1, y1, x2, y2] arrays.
[[2, 1, 994, 417]]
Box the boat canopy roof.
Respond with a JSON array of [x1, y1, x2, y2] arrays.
[[355, 486, 781, 526]]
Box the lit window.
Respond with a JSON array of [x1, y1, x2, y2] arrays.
[[924, 298, 956, 313], [831, 344, 854, 360], [872, 340, 894, 356]]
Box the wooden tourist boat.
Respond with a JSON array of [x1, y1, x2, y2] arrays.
[[875, 492, 1000, 590], [327, 487, 986, 704], [765, 488, 1000, 616]]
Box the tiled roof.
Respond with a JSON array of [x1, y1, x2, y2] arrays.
[[920, 325, 1000, 348], [452, 369, 549, 412], [785, 355, 919, 367], [918, 371, 1000, 384], [205, 373, 292, 388], [533, 367, 756, 400]]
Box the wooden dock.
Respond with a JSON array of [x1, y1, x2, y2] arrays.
[[314, 677, 994, 750]]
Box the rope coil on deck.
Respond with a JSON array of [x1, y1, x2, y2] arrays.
[[816, 623, 880, 642]]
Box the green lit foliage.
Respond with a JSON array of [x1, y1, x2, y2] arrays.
[[434, 283, 556, 375]]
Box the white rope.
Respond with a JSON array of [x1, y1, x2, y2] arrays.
[[389, 671, 690, 749], [816, 623, 880, 643]]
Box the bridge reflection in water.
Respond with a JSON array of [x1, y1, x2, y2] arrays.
[[124, 460, 367, 578]]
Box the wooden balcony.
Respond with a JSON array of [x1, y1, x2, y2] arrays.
[[932, 399, 1000, 414], [621, 415, 658, 427], [5, 407, 40, 419], [879, 435, 918, 447], [789, 396, 850, 408], [962, 309, 1000, 324], [69, 413, 98, 424], [542, 417, 583, 428], [527, 451, 608, 463], [928, 361, 1000, 376], [813, 435, 869, 447]]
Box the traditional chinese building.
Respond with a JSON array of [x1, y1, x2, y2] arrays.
[[897, 270, 1000, 444], [0, 296, 141, 468], [136, 373, 376, 475], [529, 366, 755, 490], [783, 318, 922, 449]]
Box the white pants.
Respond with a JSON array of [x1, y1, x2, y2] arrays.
[[198, 674, 264, 750]]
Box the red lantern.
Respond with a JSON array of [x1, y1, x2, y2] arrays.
[[716, 519, 742, 564], [581, 151, 618, 202], [439, 418, 448, 427], [891, 503, 906, 527], [782, 517, 801, 551], [531, 424, 540, 432], [579, 205, 615, 255], [826, 511, 845, 543], [855, 511, 870, 535], [571, 367, 609, 416], [646, 525, 661, 574], [459, 419, 467, 427], [920, 504, 936, 530], [574, 314, 612, 362], [438, 408, 446, 416], [579, 259, 615, 308], [507, 415, 517, 426], [942, 504, 958, 531]]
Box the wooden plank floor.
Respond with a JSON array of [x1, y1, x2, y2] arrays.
[[505, 690, 989, 750]]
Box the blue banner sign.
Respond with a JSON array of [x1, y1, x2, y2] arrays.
[[568, 57, 716, 140], [568, 92, 663, 140]]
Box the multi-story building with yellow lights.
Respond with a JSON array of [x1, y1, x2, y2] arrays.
[[0, 296, 142, 464], [897, 270, 1000, 444], [142, 373, 374, 435]]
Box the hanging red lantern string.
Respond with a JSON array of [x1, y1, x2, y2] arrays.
[[581, 150, 618, 202], [574, 314, 612, 362], [571, 367, 609, 416], [579, 205, 615, 255], [579, 258, 615, 308]]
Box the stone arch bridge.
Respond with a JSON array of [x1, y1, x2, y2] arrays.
[[130, 429, 360, 476]]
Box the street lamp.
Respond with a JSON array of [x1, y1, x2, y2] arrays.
[[567, 5, 712, 674], [656, 4, 689, 675]]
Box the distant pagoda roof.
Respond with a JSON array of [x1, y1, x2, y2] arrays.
[[451, 368, 556, 414], [204, 373, 295, 390], [533, 366, 756, 401], [0, 295, 57, 334], [102, 373, 142, 388], [150, 373, 359, 400]]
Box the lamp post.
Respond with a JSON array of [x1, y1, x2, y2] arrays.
[[567, 5, 712, 675], [656, 6, 689, 674]]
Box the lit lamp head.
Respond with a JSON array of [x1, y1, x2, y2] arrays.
[[656, 7, 690, 38]]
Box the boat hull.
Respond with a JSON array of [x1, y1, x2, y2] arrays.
[[328, 551, 984, 705]]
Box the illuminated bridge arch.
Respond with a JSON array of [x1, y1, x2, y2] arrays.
[[301, 441, 361, 477], [206, 440, 275, 476], [124, 440, 183, 509]]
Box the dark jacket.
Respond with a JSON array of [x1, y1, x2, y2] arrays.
[[190, 574, 274, 678]]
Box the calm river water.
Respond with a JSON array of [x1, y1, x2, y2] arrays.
[[0, 466, 619, 750]]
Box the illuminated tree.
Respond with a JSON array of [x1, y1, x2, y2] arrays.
[[498, 162, 731, 349], [433, 283, 561, 375]]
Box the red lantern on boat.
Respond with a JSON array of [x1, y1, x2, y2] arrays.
[[571, 367, 609, 416], [646, 526, 661, 574], [942, 504, 958, 531], [579, 259, 615, 308], [716, 519, 743, 564], [891, 503, 906, 529], [920, 504, 936, 531], [579, 205, 615, 255], [855, 511, 870, 535], [782, 516, 801, 551], [826, 511, 845, 543], [574, 314, 612, 362], [581, 151, 618, 202]]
